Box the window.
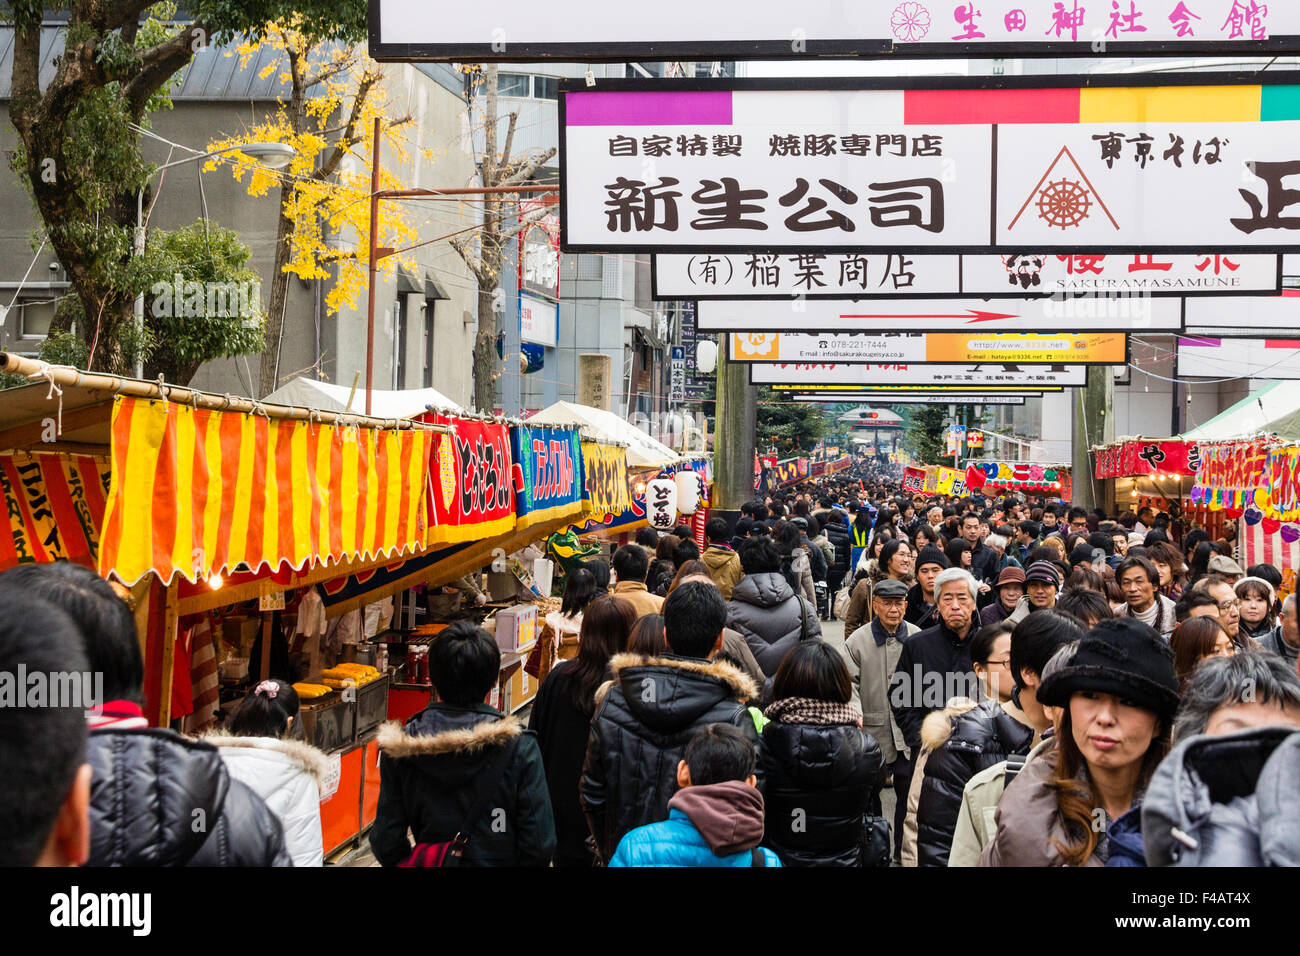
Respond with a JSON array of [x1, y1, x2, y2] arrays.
[[15, 297, 56, 339], [532, 76, 558, 99], [423, 301, 435, 389], [497, 73, 530, 98], [394, 296, 409, 390]]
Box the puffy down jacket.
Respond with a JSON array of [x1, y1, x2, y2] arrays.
[[758, 719, 885, 866], [87, 728, 292, 867], [1142, 725, 1300, 867], [914, 699, 1034, 867], [370, 703, 555, 867], [580, 653, 761, 861], [726, 572, 822, 676]]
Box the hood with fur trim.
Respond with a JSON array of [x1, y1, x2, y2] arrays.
[[204, 732, 330, 783], [375, 703, 525, 788], [607, 652, 758, 734], [920, 697, 979, 752]]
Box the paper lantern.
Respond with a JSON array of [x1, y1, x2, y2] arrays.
[[645, 477, 678, 530], [674, 470, 701, 515], [696, 339, 718, 374]]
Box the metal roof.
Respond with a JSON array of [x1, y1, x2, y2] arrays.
[[0, 24, 320, 101]]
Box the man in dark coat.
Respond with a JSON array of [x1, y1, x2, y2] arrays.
[[961, 513, 999, 584], [0, 562, 291, 867], [581, 582, 761, 861], [371, 621, 555, 866], [889, 566, 981, 862]]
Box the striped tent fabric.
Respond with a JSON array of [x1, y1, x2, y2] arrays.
[[0, 453, 110, 572], [99, 396, 432, 585], [1239, 522, 1300, 574]]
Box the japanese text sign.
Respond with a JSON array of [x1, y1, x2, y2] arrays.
[[581, 441, 631, 520], [426, 417, 516, 545], [1094, 439, 1201, 478], [656, 252, 1280, 299], [512, 426, 583, 531], [561, 76, 1300, 254], [752, 363, 1087, 387], [728, 331, 1127, 364], [373, 2, 1300, 62]]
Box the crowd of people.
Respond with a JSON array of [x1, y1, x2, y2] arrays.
[[5, 470, 1299, 868]]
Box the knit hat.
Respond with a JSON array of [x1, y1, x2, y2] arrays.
[[994, 566, 1027, 589], [1037, 617, 1179, 722], [915, 545, 951, 571], [1127, 532, 1146, 548], [1025, 561, 1062, 588]]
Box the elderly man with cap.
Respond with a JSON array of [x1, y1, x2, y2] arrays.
[[980, 566, 1026, 627], [1206, 554, 1245, 585], [842, 577, 919, 861], [1004, 561, 1061, 625]]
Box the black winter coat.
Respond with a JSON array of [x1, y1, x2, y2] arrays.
[[890, 614, 979, 752], [528, 662, 601, 866], [968, 542, 1000, 585], [580, 653, 761, 861], [371, 703, 556, 866], [758, 719, 885, 866], [825, 518, 852, 578], [915, 699, 1034, 867], [726, 572, 822, 676], [87, 728, 292, 866]]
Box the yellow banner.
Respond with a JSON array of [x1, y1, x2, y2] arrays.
[[581, 441, 630, 519]]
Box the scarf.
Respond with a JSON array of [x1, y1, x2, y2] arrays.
[[765, 696, 861, 726]]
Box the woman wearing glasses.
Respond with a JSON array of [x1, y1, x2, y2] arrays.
[[901, 621, 1037, 867]]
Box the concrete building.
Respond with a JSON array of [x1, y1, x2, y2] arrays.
[[0, 24, 480, 407]]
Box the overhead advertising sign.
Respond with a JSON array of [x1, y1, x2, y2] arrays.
[[729, 331, 1126, 365], [371, 2, 1300, 62], [699, 295, 1182, 333], [520, 293, 558, 348], [1176, 336, 1300, 379], [561, 75, 1300, 254], [753, 363, 1087, 388], [655, 252, 1281, 300], [1184, 289, 1300, 335], [792, 394, 1028, 405]]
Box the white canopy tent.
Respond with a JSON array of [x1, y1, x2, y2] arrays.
[[527, 401, 684, 470], [262, 377, 464, 418], [1181, 381, 1300, 443]]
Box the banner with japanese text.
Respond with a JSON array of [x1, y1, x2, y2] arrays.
[[753, 364, 1086, 388], [902, 466, 927, 494], [656, 252, 1280, 300], [729, 331, 1127, 364], [580, 441, 631, 521], [562, 78, 1300, 253], [967, 460, 1069, 492], [377, 3, 1300, 63], [1094, 440, 1202, 479], [100, 397, 431, 585], [1190, 440, 1268, 512], [424, 415, 516, 546], [773, 458, 810, 486], [0, 453, 110, 573], [511, 426, 584, 532]]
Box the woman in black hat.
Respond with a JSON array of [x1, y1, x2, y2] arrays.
[[979, 617, 1178, 867]]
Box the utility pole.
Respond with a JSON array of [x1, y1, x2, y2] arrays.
[[1072, 365, 1114, 511], [713, 348, 756, 526]]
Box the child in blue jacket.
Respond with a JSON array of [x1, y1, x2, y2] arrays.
[[610, 724, 781, 867]]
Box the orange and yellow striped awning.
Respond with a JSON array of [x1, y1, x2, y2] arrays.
[[98, 396, 432, 585]]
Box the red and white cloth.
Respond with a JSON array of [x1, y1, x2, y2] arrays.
[[87, 700, 149, 730], [1239, 524, 1300, 573]]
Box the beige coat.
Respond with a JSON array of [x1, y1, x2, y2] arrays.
[[840, 617, 919, 765], [701, 546, 744, 600], [978, 740, 1102, 867], [949, 736, 1055, 867], [611, 581, 664, 619]]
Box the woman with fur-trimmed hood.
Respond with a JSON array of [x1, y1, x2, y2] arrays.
[[370, 622, 556, 867], [209, 680, 329, 867]]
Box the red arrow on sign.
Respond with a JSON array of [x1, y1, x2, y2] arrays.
[[837, 309, 1021, 323]]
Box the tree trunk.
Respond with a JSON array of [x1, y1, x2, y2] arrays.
[[258, 185, 296, 396], [473, 284, 498, 413]]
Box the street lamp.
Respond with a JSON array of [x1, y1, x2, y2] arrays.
[[132, 132, 297, 377]]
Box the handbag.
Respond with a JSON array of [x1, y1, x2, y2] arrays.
[[832, 584, 852, 621], [859, 815, 892, 868], [399, 732, 514, 867]]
